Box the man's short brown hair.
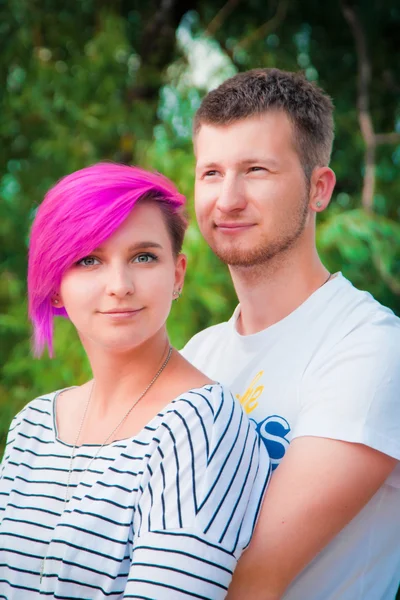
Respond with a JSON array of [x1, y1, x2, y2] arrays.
[[193, 68, 334, 181]]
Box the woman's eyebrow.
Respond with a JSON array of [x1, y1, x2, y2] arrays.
[[94, 241, 164, 253], [127, 242, 164, 252]]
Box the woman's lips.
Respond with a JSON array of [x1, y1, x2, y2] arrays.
[[100, 309, 143, 319]]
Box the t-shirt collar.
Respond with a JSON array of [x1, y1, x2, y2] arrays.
[[229, 272, 345, 344]]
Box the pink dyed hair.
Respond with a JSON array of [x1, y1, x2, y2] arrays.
[[28, 162, 186, 357]]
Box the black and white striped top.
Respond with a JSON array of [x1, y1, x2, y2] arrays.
[[0, 384, 270, 599]]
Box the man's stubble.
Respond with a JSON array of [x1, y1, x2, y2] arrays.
[[207, 192, 310, 271]]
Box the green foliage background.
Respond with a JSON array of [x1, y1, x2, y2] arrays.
[[1, 4, 399, 584], [1, 0, 400, 434], [1, 0, 400, 438], [1, 1, 399, 594]]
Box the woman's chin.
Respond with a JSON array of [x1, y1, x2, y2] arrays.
[[81, 334, 147, 356]]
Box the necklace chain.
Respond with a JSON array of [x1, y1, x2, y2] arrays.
[[65, 344, 173, 500], [40, 344, 173, 585]]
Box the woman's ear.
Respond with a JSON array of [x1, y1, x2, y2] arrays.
[[51, 294, 64, 309], [174, 253, 187, 297]]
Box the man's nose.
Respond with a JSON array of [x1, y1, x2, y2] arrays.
[[215, 174, 246, 213]]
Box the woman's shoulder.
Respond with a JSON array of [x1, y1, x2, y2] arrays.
[[2, 391, 60, 458], [8, 390, 61, 436], [152, 382, 248, 451], [165, 382, 237, 420], [13, 390, 54, 418]]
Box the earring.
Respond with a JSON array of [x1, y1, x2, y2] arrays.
[[173, 289, 181, 300], [316, 201, 322, 209], [54, 299, 59, 305]]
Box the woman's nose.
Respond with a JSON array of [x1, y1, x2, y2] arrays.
[[105, 266, 134, 297]]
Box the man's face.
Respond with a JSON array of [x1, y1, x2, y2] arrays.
[[194, 111, 311, 267]]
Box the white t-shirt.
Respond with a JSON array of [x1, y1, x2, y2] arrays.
[[182, 274, 400, 600]]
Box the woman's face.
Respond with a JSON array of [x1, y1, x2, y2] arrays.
[[57, 202, 186, 353]]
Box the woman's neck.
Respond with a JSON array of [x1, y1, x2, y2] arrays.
[[82, 330, 171, 417]]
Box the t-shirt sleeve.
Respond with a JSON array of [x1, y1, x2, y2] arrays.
[[295, 318, 400, 481], [124, 385, 271, 599]]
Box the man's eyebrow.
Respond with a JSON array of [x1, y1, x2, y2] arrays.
[[196, 158, 280, 170], [239, 157, 280, 168], [94, 242, 164, 252], [196, 161, 220, 170]]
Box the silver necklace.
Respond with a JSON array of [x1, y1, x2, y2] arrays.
[[40, 345, 173, 584]]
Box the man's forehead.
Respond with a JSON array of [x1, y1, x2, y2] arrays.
[[194, 121, 262, 162], [194, 113, 295, 166], [194, 110, 291, 137]]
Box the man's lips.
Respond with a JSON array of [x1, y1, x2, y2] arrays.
[[214, 222, 255, 232]]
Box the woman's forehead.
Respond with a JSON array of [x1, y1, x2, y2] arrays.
[[96, 202, 171, 251]]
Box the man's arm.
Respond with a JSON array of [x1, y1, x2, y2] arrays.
[[227, 436, 397, 600]]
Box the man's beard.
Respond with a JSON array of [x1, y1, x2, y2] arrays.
[[209, 195, 310, 268]]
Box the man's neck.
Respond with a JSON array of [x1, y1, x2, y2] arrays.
[[230, 250, 329, 335]]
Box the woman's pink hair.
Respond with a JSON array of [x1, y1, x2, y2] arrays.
[[28, 162, 186, 357]]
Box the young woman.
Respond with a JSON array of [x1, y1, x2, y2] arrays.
[[0, 163, 270, 599]]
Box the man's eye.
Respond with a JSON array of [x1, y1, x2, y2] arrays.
[[204, 170, 218, 177], [76, 256, 99, 267], [133, 253, 157, 263], [249, 166, 265, 172]]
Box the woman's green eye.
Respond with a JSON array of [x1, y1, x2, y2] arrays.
[[77, 256, 99, 266], [134, 253, 157, 263]]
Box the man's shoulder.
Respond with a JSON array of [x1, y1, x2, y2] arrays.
[[325, 275, 400, 346], [181, 319, 232, 361], [306, 278, 400, 387]]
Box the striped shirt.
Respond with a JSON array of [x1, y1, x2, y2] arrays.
[[0, 384, 270, 599]]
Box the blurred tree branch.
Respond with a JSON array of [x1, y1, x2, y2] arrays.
[[341, 1, 400, 212], [204, 0, 288, 70], [130, 0, 199, 102], [375, 132, 400, 144], [236, 0, 289, 51], [205, 0, 243, 37], [123, 0, 200, 161]]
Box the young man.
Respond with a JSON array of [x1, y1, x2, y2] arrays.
[[182, 69, 400, 599]]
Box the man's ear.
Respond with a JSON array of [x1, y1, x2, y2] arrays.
[[309, 167, 336, 212]]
